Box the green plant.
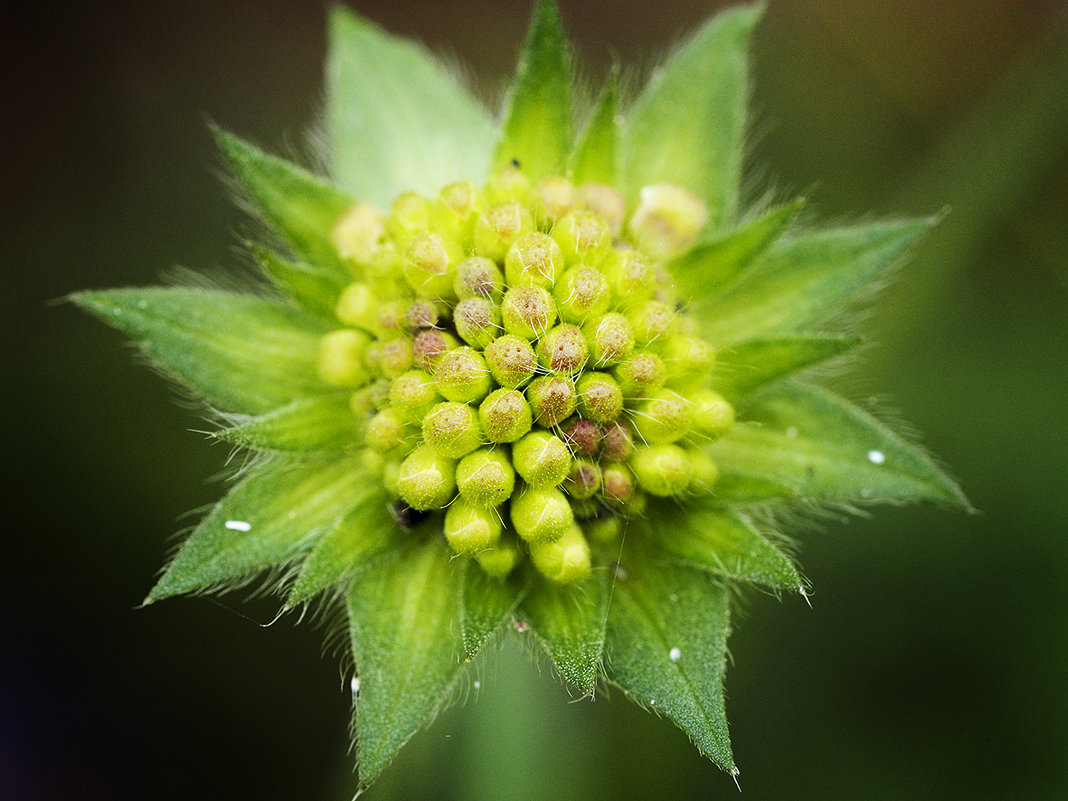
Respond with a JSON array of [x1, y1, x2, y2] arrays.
[[73, 2, 966, 794]]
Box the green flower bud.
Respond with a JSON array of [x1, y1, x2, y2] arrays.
[[583, 312, 635, 366], [585, 514, 623, 545], [601, 421, 635, 461], [613, 351, 667, 397], [662, 335, 715, 386], [552, 210, 611, 265], [335, 283, 378, 331], [688, 448, 720, 493], [434, 180, 479, 244], [422, 401, 483, 458], [404, 299, 440, 332], [526, 375, 578, 427], [576, 372, 624, 424], [529, 176, 575, 228], [510, 485, 574, 544], [371, 298, 410, 340], [569, 497, 602, 520], [529, 522, 590, 583], [412, 329, 459, 370], [454, 297, 501, 349], [536, 323, 590, 374], [389, 369, 440, 421], [479, 388, 533, 443], [691, 389, 735, 440], [631, 443, 692, 497], [561, 417, 602, 458], [318, 329, 370, 387], [484, 163, 531, 203], [602, 248, 655, 305], [434, 346, 492, 404], [501, 286, 557, 340], [387, 191, 431, 242], [403, 232, 462, 299], [397, 444, 456, 510], [333, 203, 387, 267], [601, 463, 636, 504], [456, 447, 516, 508], [564, 459, 602, 500], [472, 200, 534, 263], [630, 300, 677, 347], [375, 338, 414, 378], [350, 378, 391, 418], [577, 184, 626, 236], [476, 538, 522, 578], [512, 431, 572, 487], [632, 388, 693, 444], [366, 407, 409, 453], [553, 265, 611, 324], [628, 183, 708, 260], [484, 334, 537, 388], [444, 497, 502, 556], [504, 231, 564, 289], [454, 256, 504, 301]]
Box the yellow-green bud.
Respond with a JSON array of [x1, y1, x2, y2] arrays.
[[479, 388, 533, 443], [375, 338, 414, 378], [577, 183, 626, 236], [501, 286, 557, 340], [388, 191, 432, 242], [633, 388, 693, 444], [576, 372, 624, 424], [350, 378, 391, 418], [318, 329, 370, 387], [552, 210, 612, 265], [456, 447, 515, 508], [553, 265, 611, 324], [631, 443, 692, 497], [434, 346, 492, 404], [537, 324, 590, 374], [504, 231, 564, 289], [630, 300, 677, 347], [477, 539, 522, 578], [583, 312, 635, 366], [472, 201, 534, 263], [397, 444, 456, 510], [454, 297, 501, 350], [601, 463, 636, 504], [422, 401, 483, 458], [564, 459, 602, 499], [389, 369, 439, 421], [403, 232, 462, 299], [601, 421, 635, 461], [691, 389, 735, 440], [333, 202, 387, 267], [613, 351, 667, 397], [412, 329, 459, 370], [510, 485, 574, 544], [366, 407, 409, 453], [662, 335, 715, 385], [529, 522, 591, 583], [444, 497, 502, 556], [335, 283, 378, 331], [602, 248, 656, 305], [689, 448, 720, 492], [434, 180, 479, 243], [485, 163, 531, 203], [585, 514, 623, 545], [526, 375, 578, 427], [529, 176, 576, 228], [628, 183, 708, 260], [484, 334, 537, 388], [512, 431, 572, 487], [454, 256, 504, 301], [371, 298, 409, 340], [404, 299, 440, 332]]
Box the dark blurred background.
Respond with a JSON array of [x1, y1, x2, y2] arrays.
[[4, 1, 1067, 799]]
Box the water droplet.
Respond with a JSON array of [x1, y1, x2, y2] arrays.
[[669, 647, 682, 662], [350, 677, 361, 694], [867, 449, 885, 465], [225, 520, 251, 532]]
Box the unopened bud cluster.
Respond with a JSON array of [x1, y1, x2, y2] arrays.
[[317, 167, 734, 583]]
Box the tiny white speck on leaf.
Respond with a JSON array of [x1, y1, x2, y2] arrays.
[[473, 680, 481, 690], [867, 449, 886, 465], [669, 647, 682, 662], [350, 677, 361, 694], [225, 520, 252, 532]]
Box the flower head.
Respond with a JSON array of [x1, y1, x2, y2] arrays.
[[73, 1, 966, 793]]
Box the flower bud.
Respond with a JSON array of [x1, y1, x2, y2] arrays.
[[688, 448, 720, 492], [632, 389, 692, 444], [628, 183, 708, 259], [501, 286, 557, 340], [484, 163, 531, 203], [403, 232, 462, 299], [526, 376, 578, 427], [375, 338, 414, 378], [601, 463, 636, 505], [454, 256, 504, 301], [553, 265, 611, 324], [691, 389, 735, 440], [422, 401, 483, 458], [561, 417, 602, 458], [444, 497, 502, 556], [613, 351, 667, 397], [434, 346, 492, 404], [484, 335, 537, 388], [576, 372, 624, 424], [585, 514, 623, 545], [335, 283, 378, 331], [601, 421, 635, 461], [631, 443, 692, 497], [389, 369, 440, 421], [510, 485, 574, 544], [662, 335, 715, 386], [512, 431, 572, 487], [529, 176, 576, 228], [630, 300, 677, 346], [552, 210, 611, 265], [350, 378, 391, 417], [583, 312, 635, 366], [577, 183, 626, 236], [371, 299, 409, 340], [318, 329, 370, 387], [404, 299, 440, 332], [505, 232, 564, 289], [479, 388, 533, 443], [387, 191, 431, 242], [472, 200, 534, 262], [602, 248, 655, 305], [564, 459, 601, 500], [536, 324, 589, 374], [365, 407, 409, 453], [397, 444, 456, 510], [456, 447, 515, 508], [476, 539, 522, 578], [433, 180, 479, 243], [412, 329, 459, 370], [529, 522, 591, 583], [333, 202, 387, 267]]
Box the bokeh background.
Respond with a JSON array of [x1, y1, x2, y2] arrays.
[[5, 1, 1067, 799]]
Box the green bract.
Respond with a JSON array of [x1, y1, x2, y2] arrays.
[[73, 1, 967, 794]]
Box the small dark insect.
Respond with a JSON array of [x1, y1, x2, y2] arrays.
[[510, 157, 521, 168], [390, 500, 429, 530]]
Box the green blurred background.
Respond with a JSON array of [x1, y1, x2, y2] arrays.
[[5, 1, 1067, 798]]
